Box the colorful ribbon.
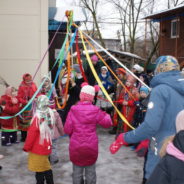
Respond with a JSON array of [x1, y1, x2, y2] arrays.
[[79, 29, 135, 130]]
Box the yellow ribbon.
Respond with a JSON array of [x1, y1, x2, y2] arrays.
[[79, 29, 135, 130]]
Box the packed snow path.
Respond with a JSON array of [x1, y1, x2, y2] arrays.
[[0, 127, 143, 184]]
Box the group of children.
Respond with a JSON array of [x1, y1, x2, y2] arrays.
[[1, 54, 183, 184]]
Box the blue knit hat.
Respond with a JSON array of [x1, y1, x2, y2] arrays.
[[140, 86, 149, 95], [154, 55, 180, 75]]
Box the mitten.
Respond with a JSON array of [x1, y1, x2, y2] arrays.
[[109, 133, 128, 154], [135, 139, 149, 157]]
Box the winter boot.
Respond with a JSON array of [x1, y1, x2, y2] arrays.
[[10, 132, 19, 143], [1, 132, 11, 146]]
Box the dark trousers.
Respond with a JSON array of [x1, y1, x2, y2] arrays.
[[35, 170, 54, 184], [21, 131, 27, 142]]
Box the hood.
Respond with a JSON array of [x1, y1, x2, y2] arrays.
[[173, 130, 184, 153], [150, 71, 184, 96]]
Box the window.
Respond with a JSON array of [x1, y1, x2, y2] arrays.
[[171, 19, 179, 38]]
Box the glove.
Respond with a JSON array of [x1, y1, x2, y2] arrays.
[[109, 133, 128, 154], [135, 139, 149, 157]]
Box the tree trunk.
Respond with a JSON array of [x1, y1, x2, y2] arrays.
[[92, 12, 106, 48]]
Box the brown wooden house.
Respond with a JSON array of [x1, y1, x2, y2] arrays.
[[145, 5, 184, 66]]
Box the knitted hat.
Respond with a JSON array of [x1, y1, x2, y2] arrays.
[[154, 55, 180, 75], [90, 54, 98, 62], [176, 110, 184, 132], [80, 82, 99, 102], [140, 86, 149, 95]]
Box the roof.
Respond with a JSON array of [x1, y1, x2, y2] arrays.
[[109, 49, 145, 60], [72, 49, 145, 61], [144, 5, 184, 21]]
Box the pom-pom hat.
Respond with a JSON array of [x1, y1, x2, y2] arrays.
[[80, 82, 99, 102]]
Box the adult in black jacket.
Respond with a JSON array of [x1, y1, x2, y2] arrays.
[[146, 130, 184, 184]]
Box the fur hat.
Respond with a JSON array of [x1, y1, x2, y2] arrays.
[[90, 54, 98, 62], [101, 66, 108, 71], [140, 86, 149, 95], [176, 110, 184, 132], [133, 64, 143, 73], [154, 55, 180, 75], [80, 82, 99, 102]]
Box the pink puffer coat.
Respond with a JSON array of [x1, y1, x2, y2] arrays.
[[64, 101, 112, 166]]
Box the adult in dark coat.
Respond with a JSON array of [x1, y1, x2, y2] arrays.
[[84, 54, 103, 86], [146, 130, 184, 184], [61, 64, 84, 124]]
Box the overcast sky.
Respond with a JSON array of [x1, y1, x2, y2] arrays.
[[56, 0, 178, 39]]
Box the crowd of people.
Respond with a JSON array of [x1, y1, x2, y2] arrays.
[[0, 54, 184, 184]]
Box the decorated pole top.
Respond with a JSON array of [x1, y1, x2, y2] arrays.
[[65, 10, 73, 20]]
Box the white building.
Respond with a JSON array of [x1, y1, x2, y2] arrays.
[[0, 0, 49, 94]]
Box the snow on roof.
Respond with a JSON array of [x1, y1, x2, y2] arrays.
[[49, 6, 86, 22], [144, 5, 184, 19], [109, 49, 145, 60], [71, 49, 145, 61]]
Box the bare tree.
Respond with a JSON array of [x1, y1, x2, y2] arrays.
[[167, 0, 184, 8], [79, 0, 106, 48], [108, 0, 144, 54]]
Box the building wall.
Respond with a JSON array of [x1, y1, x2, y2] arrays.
[[159, 16, 184, 64], [0, 0, 48, 94], [49, 0, 56, 7]]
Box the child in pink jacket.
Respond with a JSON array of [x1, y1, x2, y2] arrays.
[[64, 83, 112, 184], [49, 109, 64, 164]]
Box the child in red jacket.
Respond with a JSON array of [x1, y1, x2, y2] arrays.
[[23, 95, 55, 184], [17, 73, 37, 142], [116, 75, 139, 134], [0, 86, 21, 146]]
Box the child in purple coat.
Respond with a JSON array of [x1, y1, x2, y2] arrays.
[[64, 83, 112, 184]]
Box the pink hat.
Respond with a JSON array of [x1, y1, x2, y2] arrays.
[[176, 110, 184, 132], [90, 54, 98, 62], [80, 82, 99, 102]]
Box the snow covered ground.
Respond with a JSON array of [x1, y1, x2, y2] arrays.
[[0, 128, 144, 184]]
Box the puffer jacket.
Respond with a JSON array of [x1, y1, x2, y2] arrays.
[[64, 101, 112, 166], [0, 95, 20, 130], [23, 117, 52, 155], [124, 71, 184, 179], [146, 130, 184, 184]]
